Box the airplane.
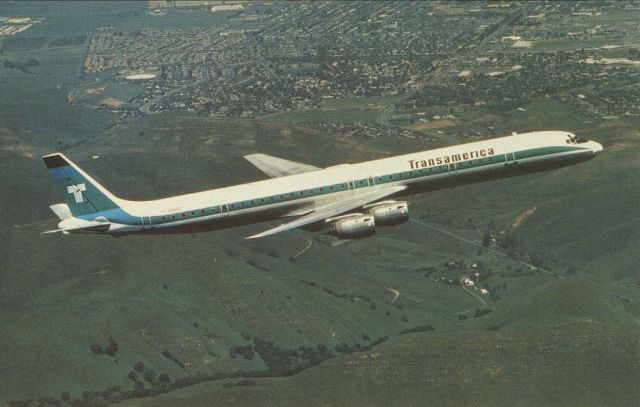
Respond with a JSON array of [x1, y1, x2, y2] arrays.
[[42, 130, 603, 239]]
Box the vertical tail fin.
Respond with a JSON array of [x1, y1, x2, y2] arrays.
[[43, 153, 121, 216]]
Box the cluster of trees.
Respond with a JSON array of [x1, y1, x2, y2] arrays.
[[222, 379, 256, 388], [399, 324, 435, 335], [89, 337, 118, 357], [300, 280, 406, 321], [7, 381, 168, 407], [300, 279, 383, 308], [229, 344, 255, 360], [252, 337, 332, 375], [2, 58, 40, 73], [474, 308, 492, 318], [161, 350, 184, 368], [126, 361, 165, 389], [12, 331, 398, 407], [334, 336, 388, 354], [232, 335, 368, 376]]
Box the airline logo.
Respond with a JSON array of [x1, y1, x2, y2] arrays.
[[408, 148, 495, 169], [67, 183, 86, 203]]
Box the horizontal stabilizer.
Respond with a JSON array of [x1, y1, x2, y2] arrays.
[[49, 203, 72, 220], [42, 219, 111, 235], [244, 153, 320, 178]]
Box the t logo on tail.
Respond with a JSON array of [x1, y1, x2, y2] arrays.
[[67, 183, 86, 203]]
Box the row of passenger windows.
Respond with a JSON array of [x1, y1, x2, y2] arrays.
[[160, 207, 217, 222], [156, 155, 507, 222], [229, 182, 351, 210]]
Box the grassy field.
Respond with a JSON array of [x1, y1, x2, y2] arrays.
[[118, 295, 638, 407], [1, 106, 638, 404]]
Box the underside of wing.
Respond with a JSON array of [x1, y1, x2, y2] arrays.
[[244, 153, 321, 178], [246, 185, 406, 239]]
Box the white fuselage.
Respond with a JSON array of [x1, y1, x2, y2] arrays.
[[71, 130, 602, 235]]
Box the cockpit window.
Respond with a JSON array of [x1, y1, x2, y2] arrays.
[[567, 134, 588, 144]]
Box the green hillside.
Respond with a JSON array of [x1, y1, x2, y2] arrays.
[[119, 300, 638, 407], [1, 109, 638, 405]]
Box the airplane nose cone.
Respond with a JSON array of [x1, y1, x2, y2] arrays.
[[591, 141, 603, 153]]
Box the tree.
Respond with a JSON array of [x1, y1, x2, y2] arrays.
[[104, 337, 118, 357], [482, 232, 492, 247], [134, 361, 145, 373], [144, 370, 156, 383]]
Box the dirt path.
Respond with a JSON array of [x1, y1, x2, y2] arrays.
[[384, 287, 400, 304], [462, 285, 487, 309], [290, 236, 313, 261]]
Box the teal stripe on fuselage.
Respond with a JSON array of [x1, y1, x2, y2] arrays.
[[84, 145, 589, 228], [513, 145, 582, 160], [78, 207, 141, 225]]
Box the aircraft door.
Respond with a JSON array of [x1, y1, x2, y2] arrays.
[[221, 204, 229, 216], [368, 176, 375, 187], [505, 152, 516, 167], [141, 216, 153, 230]]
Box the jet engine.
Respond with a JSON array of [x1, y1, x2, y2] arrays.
[[366, 201, 409, 226], [329, 214, 376, 239]]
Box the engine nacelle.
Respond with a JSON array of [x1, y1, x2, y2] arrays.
[[368, 201, 409, 226], [330, 214, 376, 239]]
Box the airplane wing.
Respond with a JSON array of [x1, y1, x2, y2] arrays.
[[244, 153, 320, 178], [246, 185, 406, 239]]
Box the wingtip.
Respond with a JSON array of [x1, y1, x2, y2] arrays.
[[245, 231, 268, 239], [246, 227, 282, 239]]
